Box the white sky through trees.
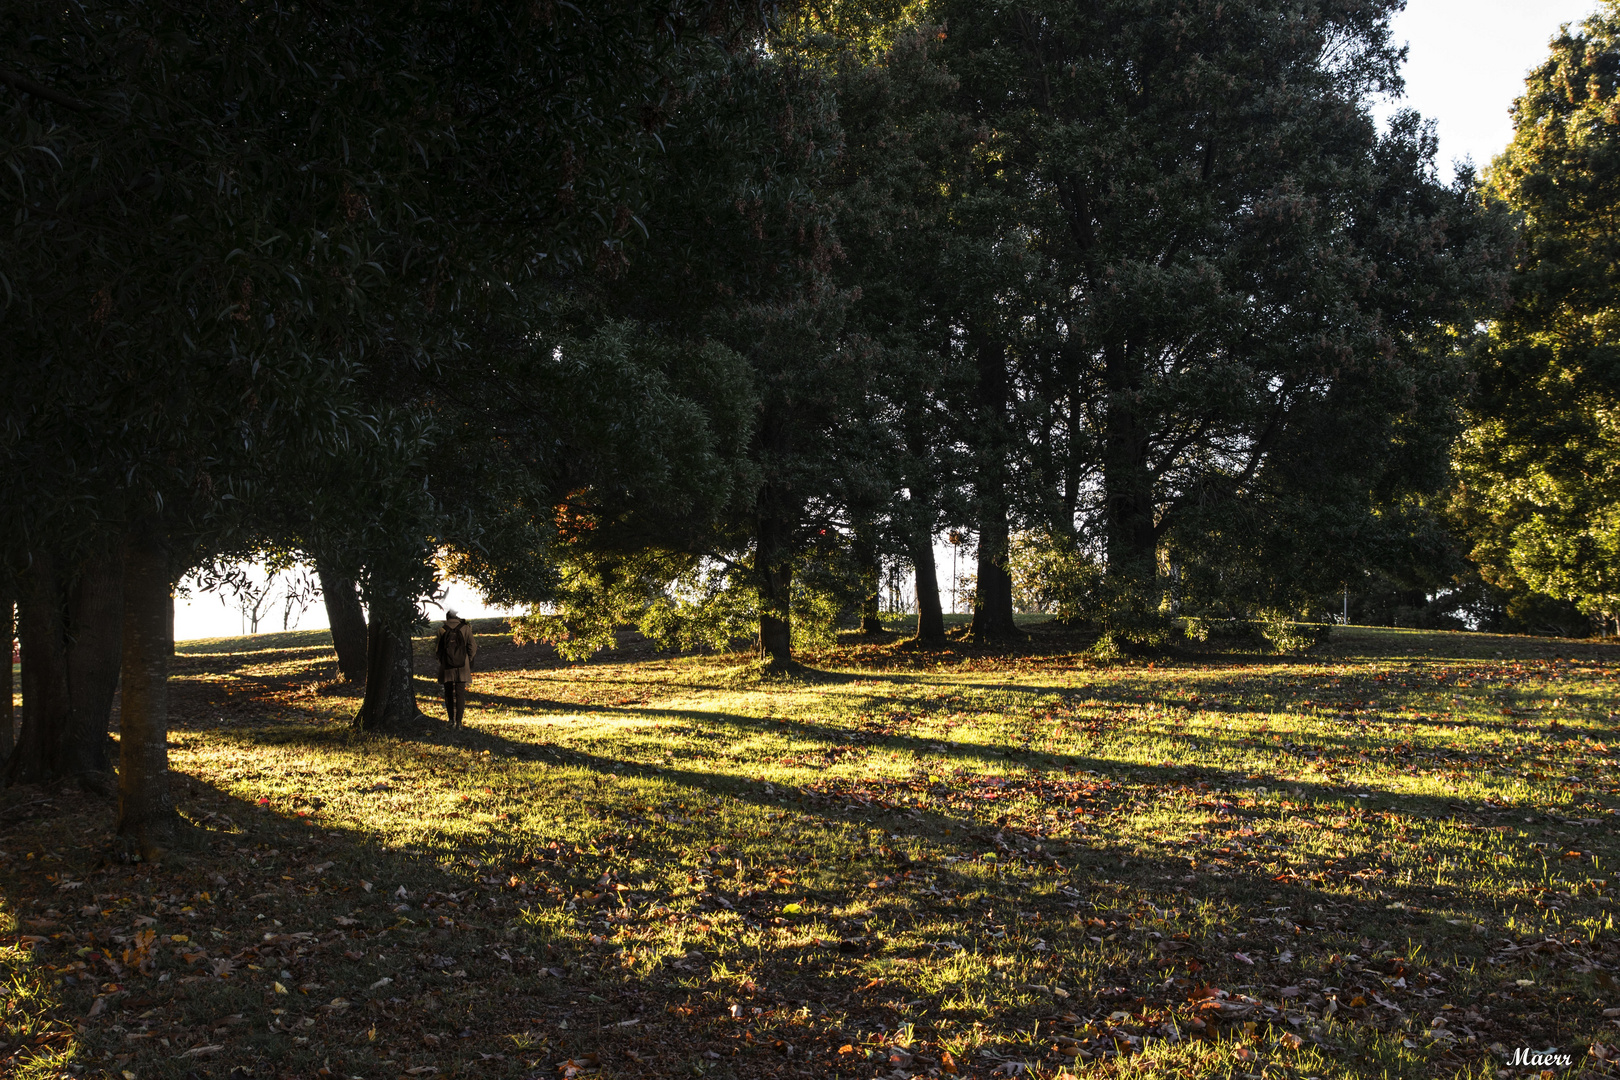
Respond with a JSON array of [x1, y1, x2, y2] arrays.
[[174, 0, 1605, 641], [1383, 0, 1600, 180]]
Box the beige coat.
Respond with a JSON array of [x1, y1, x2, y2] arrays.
[[436, 619, 477, 683]]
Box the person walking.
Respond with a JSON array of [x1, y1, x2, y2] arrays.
[[435, 608, 477, 727]]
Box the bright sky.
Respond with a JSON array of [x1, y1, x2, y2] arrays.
[[175, 571, 509, 642], [1385, 0, 1603, 178], [176, 0, 1608, 641]]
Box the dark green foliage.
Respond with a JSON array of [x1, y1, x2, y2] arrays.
[[929, 0, 1507, 626]]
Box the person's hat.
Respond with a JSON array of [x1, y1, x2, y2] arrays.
[[445, 608, 459, 619]]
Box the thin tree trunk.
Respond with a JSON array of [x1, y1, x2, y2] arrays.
[[911, 540, 945, 643], [1102, 341, 1158, 589], [63, 549, 123, 788], [854, 525, 883, 634], [11, 551, 69, 785], [969, 330, 1020, 640], [117, 524, 175, 859], [317, 563, 368, 682], [0, 588, 14, 766], [353, 617, 422, 730]]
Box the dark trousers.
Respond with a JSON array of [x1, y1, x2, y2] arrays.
[[442, 681, 467, 726]]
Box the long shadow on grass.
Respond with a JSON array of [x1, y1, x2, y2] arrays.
[[326, 718, 1594, 998], [259, 715, 1570, 958], [445, 691, 1570, 822], [161, 720, 1618, 1075], [466, 675, 1582, 760]]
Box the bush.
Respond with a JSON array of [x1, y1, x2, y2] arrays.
[[1007, 531, 1105, 622], [1183, 614, 1330, 654], [1182, 616, 1263, 644], [1259, 614, 1333, 655]]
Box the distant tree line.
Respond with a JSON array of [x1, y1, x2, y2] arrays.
[[3, 0, 1616, 856]]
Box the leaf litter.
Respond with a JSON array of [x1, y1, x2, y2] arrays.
[[0, 621, 1616, 1077]]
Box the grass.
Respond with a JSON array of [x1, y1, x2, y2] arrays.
[[1, 618, 1618, 1079]]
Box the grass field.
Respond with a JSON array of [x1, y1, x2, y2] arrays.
[[1, 619, 1618, 1079]]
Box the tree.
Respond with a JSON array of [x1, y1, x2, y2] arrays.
[[3, 0, 776, 851], [929, 0, 1505, 639], [316, 565, 369, 682], [1453, 3, 1620, 637], [508, 43, 869, 669], [8, 543, 122, 789], [823, 25, 980, 643]]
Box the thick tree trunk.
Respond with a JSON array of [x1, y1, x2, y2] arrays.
[[11, 552, 70, 785], [753, 488, 796, 667], [317, 563, 368, 682], [972, 518, 1020, 638], [756, 559, 793, 667], [0, 589, 14, 765], [910, 540, 945, 643], [117, 524, 175, 859], [63, 550, 123, 787], [854, 525, 883, 634], [969, 330, 1020, 640], [751, 514, 790, 667], [353, 618, 423, 730]]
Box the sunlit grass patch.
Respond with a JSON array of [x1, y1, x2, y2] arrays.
[[0, 622, 1615, 1077]]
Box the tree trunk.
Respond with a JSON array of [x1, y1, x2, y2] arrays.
[[0, 588, 14, 765], [910, 540, 945, 643], [969, 330, 1020, 640], [11, 552, 70, 785], [353, 617, 422, 730], [854, 525, 883, 634], [972, 518, 1020, 638], [1102, 341, 1158, 590], [317, 563, 368, 682], [756, 558, 793, 667], [753, 485, 796, 666], [63, 550, 123, 787], [117, 524, 175, 859]]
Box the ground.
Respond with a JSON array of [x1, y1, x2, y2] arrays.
[[2, 618, 1618, 1079]]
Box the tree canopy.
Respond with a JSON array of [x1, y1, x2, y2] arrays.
[[1453, 2, 1620, 638], [3, 0, 1610, 858]]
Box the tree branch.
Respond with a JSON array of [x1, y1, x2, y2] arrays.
[[0, 67, 93, 112]]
